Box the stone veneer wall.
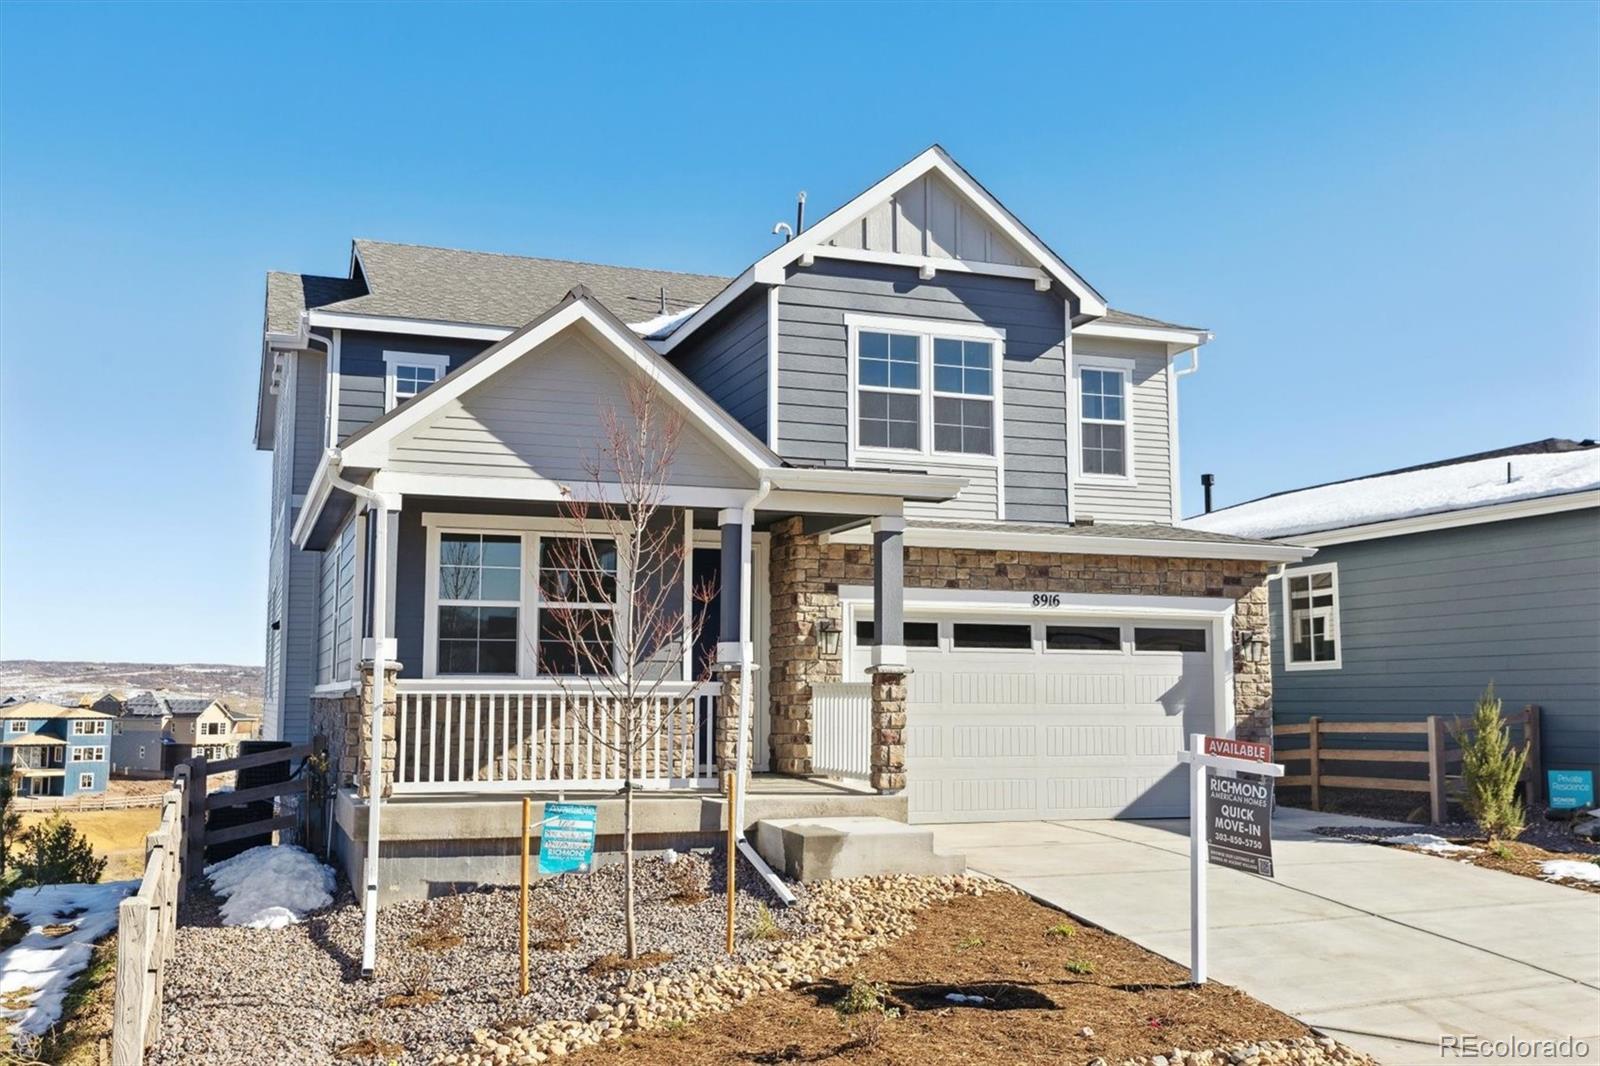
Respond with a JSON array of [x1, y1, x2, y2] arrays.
[[767, 516, 1275, 774], [308, 662, 399, 797]]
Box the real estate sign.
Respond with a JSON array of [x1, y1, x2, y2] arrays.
[[538, 802, 598, 875], [1548, 770, 1595, 811], [1205, 774, 1275, 878]]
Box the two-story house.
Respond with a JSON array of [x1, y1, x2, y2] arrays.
[[0, 701, 112, 797], [112, 693, 245, 776], [257, 147, 1309, 898]]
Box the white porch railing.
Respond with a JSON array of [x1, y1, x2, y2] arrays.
[[393, 680, 721, 794], [811, 682, 872, 784]]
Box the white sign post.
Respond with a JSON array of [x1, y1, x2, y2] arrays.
[[1176, 732, 1285, 985]]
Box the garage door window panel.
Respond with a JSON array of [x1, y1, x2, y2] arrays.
[[1045, 625, 1122, 652], [952, 622, 1032, 650], [1133, 627, 1206, 653], [855, 620, 939, 648]]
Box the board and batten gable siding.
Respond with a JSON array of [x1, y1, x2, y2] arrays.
[[774, 259, 1069, 524], [386, 328, 752, 490], [1271, 508, 1600, 779], [669, 289, 768, 444], [336, 330, 491, 442], [1070, 335, 1175, 525], [826, 170, 1030, 266]]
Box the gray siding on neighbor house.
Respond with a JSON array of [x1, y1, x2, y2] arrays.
[[774, 260, 1069, 524], [670, 290, 769, 443], [336, 330, 490, 442], [1272, 508, 1600, 781]]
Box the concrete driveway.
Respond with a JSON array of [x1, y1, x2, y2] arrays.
[[930, 809, 1600, 1065]]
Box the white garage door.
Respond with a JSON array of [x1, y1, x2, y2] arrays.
[[861, 615, 1215, 824]]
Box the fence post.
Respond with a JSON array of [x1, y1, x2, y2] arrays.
[[1308, 717, 1322, 812], [111, 896, 151, 1066], [1427, 715, 1447, 825], [1523, 704, 1542, 807], [172, 766, 190, 902], [186, 755, 207, 881]]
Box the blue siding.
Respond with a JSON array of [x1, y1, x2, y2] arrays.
[[1272, 508, 1600, 782], [670, 290, 769, 443], [774, 260, 1070, 523], [336, 330, 490, 441]]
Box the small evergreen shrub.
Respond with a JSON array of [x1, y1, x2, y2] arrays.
[[1453, 683, 1529, 842], [14, 815, 105, 888]]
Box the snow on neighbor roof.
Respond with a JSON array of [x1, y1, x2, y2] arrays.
[[627, 303, 704, 341], [1188, 442, 1600, 541], [0, 701, 114, 721]]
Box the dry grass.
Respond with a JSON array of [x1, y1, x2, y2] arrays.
[[335, 1035, 405, 1059], [584, 950, 674, 976], [17, 807, 161, 882]]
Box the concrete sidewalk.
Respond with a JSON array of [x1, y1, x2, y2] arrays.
[[931, 810, 1600, 1065]]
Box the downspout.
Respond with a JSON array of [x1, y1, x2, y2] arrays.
[[325, 452, 392, 977], [731, 476, 796, 905]]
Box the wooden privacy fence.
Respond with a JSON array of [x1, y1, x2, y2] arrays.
[[111, 740, 322, 1065], [110, 765, 190, 1066], [1276, 705, 1542, 824]]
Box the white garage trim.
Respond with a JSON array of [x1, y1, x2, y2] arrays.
[[837, 585, 1237, 740]]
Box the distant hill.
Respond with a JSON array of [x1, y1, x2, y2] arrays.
[[0, 660, 264, 714]]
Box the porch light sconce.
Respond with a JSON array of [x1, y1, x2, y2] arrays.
[[1237, 630, 1266, 664], [817, 618, 842, 657]]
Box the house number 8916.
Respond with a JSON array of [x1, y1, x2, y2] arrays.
[[1032, 594, 1062, 608]]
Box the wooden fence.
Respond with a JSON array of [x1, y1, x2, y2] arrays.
[[110, 739, 322, 1065], [16, 792, 165, 813], [110, 765, 189, 1066], [1276, 705, 1542, 824]]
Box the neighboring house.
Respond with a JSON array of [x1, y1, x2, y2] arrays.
[[1189, 439, 1600, 782], [0, 701, 113, 797], [115, 693, 244, 774], [256, 145, 1314, 893]]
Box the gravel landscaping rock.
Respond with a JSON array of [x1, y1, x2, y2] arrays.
[[150, 847, 810, 1065], [1312, 803, 1600, 856]]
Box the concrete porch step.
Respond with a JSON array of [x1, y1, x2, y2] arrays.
[[753, 815, 967, 881]]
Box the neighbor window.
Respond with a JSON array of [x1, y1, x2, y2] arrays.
[[952, 623, 1031, 650], [534, 537, 618, 676], [1134, 627, 1207, 653], [383, 352, 451, 411], [1283, 564, 1341, 669], [437, 532, 522, 675], [851, 318, 1001, 461], [1045, 625, 1121, 651], [71, 720, 107, 736], [71, 746, 105, 763], [1079, 365, 1129, 478], [6, 720, 23, 734], [78, 773, 94, 790]]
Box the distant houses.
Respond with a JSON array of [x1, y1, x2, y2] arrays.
[[0, 700, 113, 797], [0, 692, 260, 785]]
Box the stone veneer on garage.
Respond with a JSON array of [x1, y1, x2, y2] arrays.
[[766, 516, 1275, 776]]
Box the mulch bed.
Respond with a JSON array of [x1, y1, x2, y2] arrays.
[[1465, 839, 1600, 894], [572, 891, 1310, 1066]]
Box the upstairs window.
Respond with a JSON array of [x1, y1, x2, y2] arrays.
[[1283, 564, 1342, 670], [383, 352, 451, 411], [849, 316, 1003, 463], [6, 720, 25, 734], [1079, 365, 1129, 478], [71, 720, 107, 736]]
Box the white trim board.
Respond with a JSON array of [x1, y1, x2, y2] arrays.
[[826, 522, 1313, 563], [1266, 488, 1600, 547]]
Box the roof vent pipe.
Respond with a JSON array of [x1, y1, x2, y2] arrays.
[[772, 221, 794, 243], [796, 190, 807, 234], [1201, 473, 1215, 514], [659, 286, 667, 314]]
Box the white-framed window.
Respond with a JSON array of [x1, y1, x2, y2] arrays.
[[382, 351, 451, 411], [1282, 563, 1342, 670], [846, 314, 1004, 465], [1076, 358, 1134, 481], [78, 773, 95, 790], [422, 516, 628, 679], [71, 720, 107, 736], [71, 746, 105, 763], [6, 720, 24, 734]]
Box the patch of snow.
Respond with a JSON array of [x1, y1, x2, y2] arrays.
[[1387, 833, 1481, 855], [1186, 449, 1600, 540], [944, 992, 988, 1004], [627, 304, 703, 341], [1540, 859, 1600, 884], [205, 845, 335, 928], [0, 880, 137, 1035]]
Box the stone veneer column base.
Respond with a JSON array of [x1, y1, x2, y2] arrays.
[[310, 661, 401, 798], [869, 668, 908, 794], [714, 666, 755, 785]]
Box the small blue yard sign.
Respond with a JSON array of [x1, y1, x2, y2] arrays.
[[1548, 770, 1595, 812], [538, 802, 598, 875]]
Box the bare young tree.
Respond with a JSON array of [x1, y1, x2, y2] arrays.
[[536, 377, 718, 959]]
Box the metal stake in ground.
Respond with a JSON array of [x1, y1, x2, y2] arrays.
[[519, 796, 531, 997], [1176, 732, 1284, 985], [725, 770, 737, 955]]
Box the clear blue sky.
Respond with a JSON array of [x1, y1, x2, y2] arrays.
[[1, 3, 1595, 666]]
